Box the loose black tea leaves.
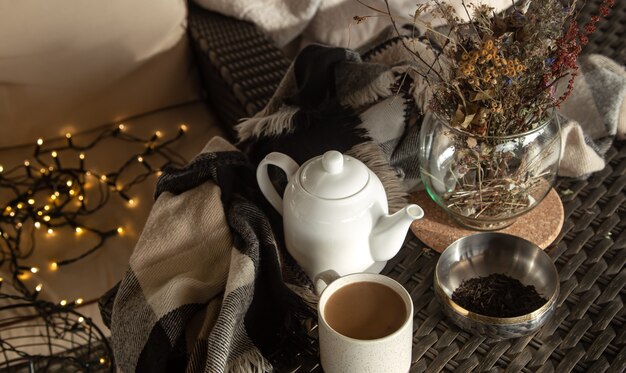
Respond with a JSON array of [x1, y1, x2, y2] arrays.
[[451, 274, 548, 318]]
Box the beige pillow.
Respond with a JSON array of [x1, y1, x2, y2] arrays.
[[0, 0, 195, 147]]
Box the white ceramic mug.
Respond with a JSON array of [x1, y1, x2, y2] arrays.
[[317, 272, 413, 373]]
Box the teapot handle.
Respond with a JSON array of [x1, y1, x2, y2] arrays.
[[256, 152, 299, 215]]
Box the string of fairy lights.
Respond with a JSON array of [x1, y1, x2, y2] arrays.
[[0, 122, 187, 297], [0, 285, 114, 370], [0, 121, 189, 369]]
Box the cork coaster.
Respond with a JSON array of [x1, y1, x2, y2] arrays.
[[409, 188, 564, 252]]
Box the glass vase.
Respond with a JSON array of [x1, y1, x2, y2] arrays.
[[418, 112, 561, 230]]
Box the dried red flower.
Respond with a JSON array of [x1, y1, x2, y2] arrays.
[[584, 23, 597, 34], [599, 6, 610, 17]]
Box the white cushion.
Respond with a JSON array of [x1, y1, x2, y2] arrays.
[[301, 0, 512, 50], [194, 0, 322, 47], [0, 0, 194, 147]]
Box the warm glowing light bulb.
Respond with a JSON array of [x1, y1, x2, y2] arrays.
[[137, 156, 143, 163], [47, 228, 54, 235], [99, 357, 106, 365], [16, 222, 22, 229], [44, 205, 50, 211], [28, 199, 35, 205], [34, 222, 41, 228], [17, 203, 23, 209], [79, 153, 85, 159], [118, 124, 126, 131], [30, 267, 39, 274], [50, 194, 57, 200], [17, 272, 30, 280], [156, 170, 163, 177], [51, 151, 57, 158], [0, 165, 3, 173], [35, 284, 43, 292], [78, 195, 84, 201], [50, 262, 58, 271], [69, 190, 75, 196], [117, 227, 124, 235], [100, 175, 107, 182], [24, 160, 30, 166], [65, 132, 72, 139], [54, 191, 60, 197], [155, 130, 162, 138], [60, 299, 67, 306], [75, 298, 84, 305], [48, 166, 54, 171], [180, 124, 188, 132], [37, 138, 43, 146], [78, 316, 85, 323], [66, 180, 72, 187], [9, 212, 15, 217], [128, 199, 135, 206], [37, 211, 43, 216], [75, 227, 82, 234], [40, 168, 46, 174], [43, 216, 51, 222]]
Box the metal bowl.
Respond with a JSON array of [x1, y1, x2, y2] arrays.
[[434, 233, 559, 339]]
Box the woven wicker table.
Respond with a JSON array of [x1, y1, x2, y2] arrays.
[[187, 2, 626, 371], [274, 143, 626, 372]]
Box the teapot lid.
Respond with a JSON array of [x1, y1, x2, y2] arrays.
[[300, 150, 369, 199]]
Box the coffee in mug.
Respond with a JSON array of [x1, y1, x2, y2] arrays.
[[324, 281, 407, 340], [317, 273, 413, 373]]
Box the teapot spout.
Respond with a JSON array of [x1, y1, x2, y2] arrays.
[[370, 204, 424, 262]]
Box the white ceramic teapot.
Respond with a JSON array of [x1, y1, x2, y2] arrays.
[[256, 150, 424, 281]]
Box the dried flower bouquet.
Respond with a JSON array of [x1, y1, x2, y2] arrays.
[[376, 0, 614, 228]]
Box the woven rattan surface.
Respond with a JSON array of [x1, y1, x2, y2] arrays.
[[276, 142, 626, 372], [186, 2, 626, 371], [187, 3, 290, 139], [578, 0, 626, 63]]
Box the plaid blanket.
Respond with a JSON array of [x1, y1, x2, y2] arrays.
[[103, 27, 626, 373], [109, 137, 315, 372]]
